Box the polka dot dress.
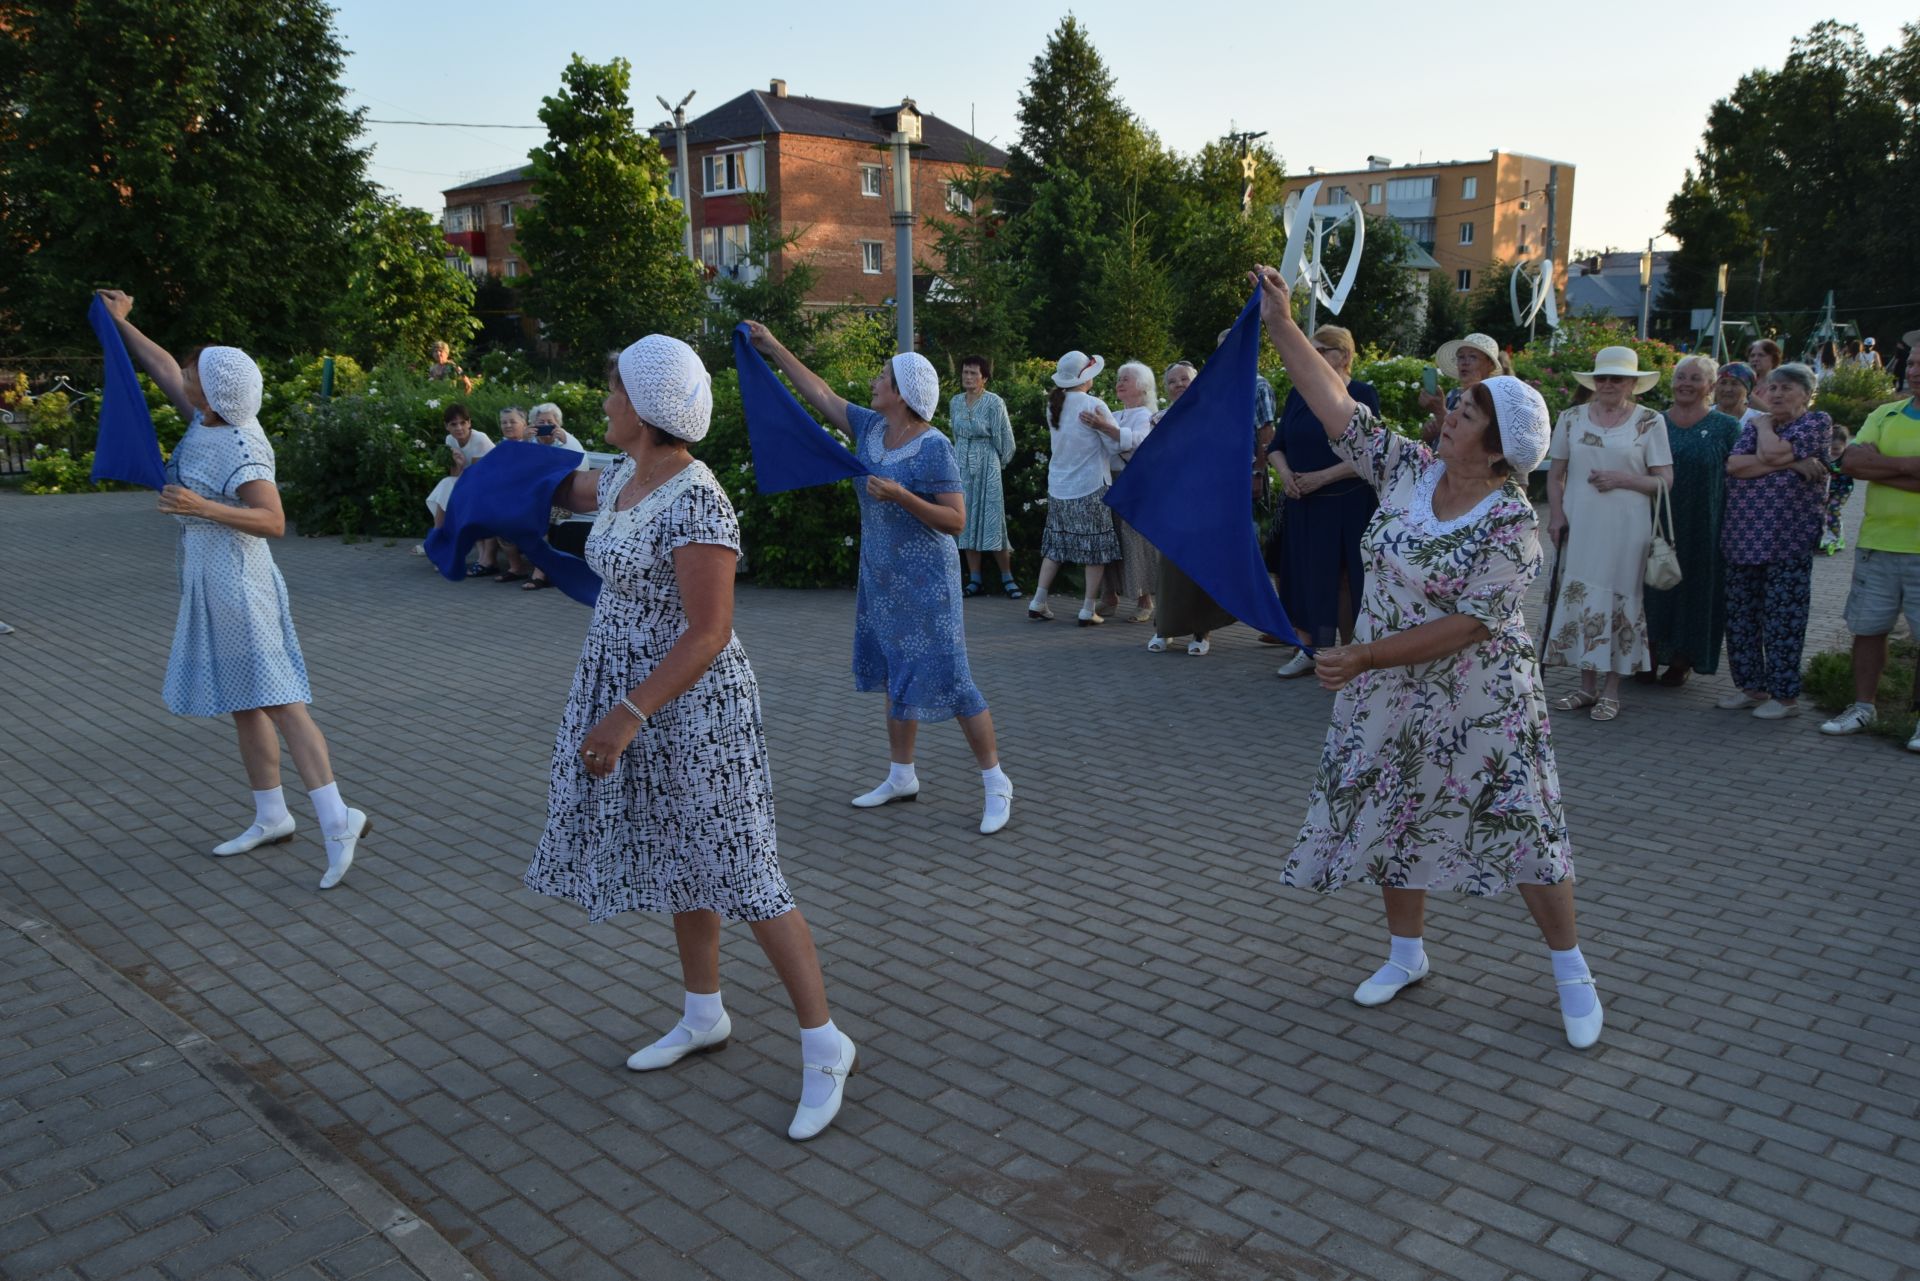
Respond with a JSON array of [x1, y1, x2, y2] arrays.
[[160, 418, 312, 717]]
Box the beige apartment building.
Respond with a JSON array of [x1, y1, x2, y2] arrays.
[[1277, 151, 1576, 296]]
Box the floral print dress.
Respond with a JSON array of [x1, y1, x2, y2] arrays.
[[1284, 408, 1572, 896]]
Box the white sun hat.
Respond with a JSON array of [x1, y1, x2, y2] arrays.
[[1050, 351, 1106, 388], [1433, 333, 1503, 373], [1573, 345, 1660, 395]]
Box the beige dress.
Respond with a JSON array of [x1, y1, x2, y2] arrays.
[[1543, 404, 1672, 676]]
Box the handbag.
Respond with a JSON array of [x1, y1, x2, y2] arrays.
[[1645, 482, 1682, 590]]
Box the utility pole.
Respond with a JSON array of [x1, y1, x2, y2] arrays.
[[1755, 226, 1775, 312], [888, 100, 923, 354], [1544, 165, 1559, 315], [1222, 123, 1268, 218], [1711, 263, 1729, 361], [1638, 237, 1654, 340], [656, 91, 697, 263]]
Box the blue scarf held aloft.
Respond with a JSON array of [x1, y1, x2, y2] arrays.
[[425, 441, 601, 606], [1105, 292, 1303, 649], [732, 323, 869, 494], [87, 296, 168, 490]]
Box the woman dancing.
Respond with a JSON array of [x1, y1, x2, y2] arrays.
[[743, 322, 1014, 836], [99, 290, 367, 890], [1250, 267, 1602, 1049], [524, 335, 856, 1140]]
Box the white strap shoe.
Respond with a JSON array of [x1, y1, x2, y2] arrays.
[[318, 809, 368, 890], [1353, 955, 1430, 1006], [1558, 977, 1604, 1049], [980, 779, 1013, 835], [212, 814, 296, 857], [787, 1029, 858, 1141], [850, 777, 919, 808], [626, 1011, 732, 1071]]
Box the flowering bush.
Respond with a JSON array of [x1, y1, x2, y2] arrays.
[[21, 447, 142, 494], [1511, 318, 1681, 420]]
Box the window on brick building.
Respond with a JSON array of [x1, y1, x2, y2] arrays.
[[1368, 183, 1382, 204], [703, 152, 750, 194], [701, 225, 753, 273], [499, 202, 514, 228], [860, 241, 884, 274], [945, 183, 973, 214], [861, 165, 883, 198], [1459, 222, 1475, 245], [1327, 185, 1349, 205], [1456, 268, 1472, 291], [504, 259, 520, 278], [1462, 176, 1478, 198]]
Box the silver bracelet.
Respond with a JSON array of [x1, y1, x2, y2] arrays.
[[619, 697, 647, 726]]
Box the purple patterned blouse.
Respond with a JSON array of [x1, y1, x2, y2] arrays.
[[1720, 410, 1833, 565]]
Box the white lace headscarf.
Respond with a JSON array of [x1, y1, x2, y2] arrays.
[[890, 352, 939, 421], [618, 335, 712, 442], [198, 347, 263, 427], [1482, 375, 1550, 474]]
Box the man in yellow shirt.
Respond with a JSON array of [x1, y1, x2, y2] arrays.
[[1823, 344, 1920, 751]]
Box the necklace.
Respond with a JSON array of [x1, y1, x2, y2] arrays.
[[618, 450, 688, 510], [1589, 401, 1635, 428]]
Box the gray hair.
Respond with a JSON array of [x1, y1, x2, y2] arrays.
[[1117, 360, 1157, 408], [498, 406, 528, 427], [1164, 360, 1196, 382], [1674, 354, 1719, 382], [530, 401, 563, 426], [1770, 362, 1818, 396]]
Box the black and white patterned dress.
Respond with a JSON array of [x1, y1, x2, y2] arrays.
[[524, 459, 792, 923]]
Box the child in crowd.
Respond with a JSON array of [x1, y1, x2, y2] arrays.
[[1821, 421, 1854, 555], [441, 403, 498, 575]]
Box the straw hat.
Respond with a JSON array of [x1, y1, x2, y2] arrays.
[[1050, 351, 1106, 388], [1433, 333, 1502, 372], [1574, 345, 1660, 395]]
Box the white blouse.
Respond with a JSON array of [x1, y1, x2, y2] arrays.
[[1046, 390, 1121, 500]]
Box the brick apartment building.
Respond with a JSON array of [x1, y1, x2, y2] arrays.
[[1277, 151, 1576, 297], [439, 79, 1006, 311]]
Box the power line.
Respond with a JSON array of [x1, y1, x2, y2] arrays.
[[364, 118, 544, 129]]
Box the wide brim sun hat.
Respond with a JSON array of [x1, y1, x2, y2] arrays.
[[1051, 351, 1106, 388], [1573, 345, 1659, 395], [1433, 333, 1502, 373]]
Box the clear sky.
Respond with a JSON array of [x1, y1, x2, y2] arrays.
[[333, 0, 1901, 255]]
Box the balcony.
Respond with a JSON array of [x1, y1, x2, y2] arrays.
[[443, 230, 487, 258]]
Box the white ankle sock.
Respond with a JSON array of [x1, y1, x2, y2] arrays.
[[887, 761, 917, 789], [1030, 589, 1048, 607], [252, 787, 290, 828], [799, 1019, 844, 1107], [980, 764, 1009, 793], [1550, 945, 1598, 1018], [1365, 934, 1427, 987], [651, 989, 725, 1052], [308, 782, 349, 837]]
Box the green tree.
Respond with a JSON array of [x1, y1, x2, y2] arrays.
[[1084, 194, 1173, 371], [0, 0, 369, 354], [514, 56, 702, 372], [1012, 171, 1109, 358], [917, 156, 1028, 377], [1165, 203, 1284, 361], [1466, 261, 1534, 353], [331, 196, 479, 368], [1419, 270, 1474, 356], [998, 15, 1138, 217], [1311, 214, 1424, 354]]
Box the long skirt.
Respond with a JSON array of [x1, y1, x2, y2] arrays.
[[1041, 489, 1121, 565], [1154, 557, 1235, 639]]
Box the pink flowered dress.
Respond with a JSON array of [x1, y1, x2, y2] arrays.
[[1284, 407, 1573, 895]]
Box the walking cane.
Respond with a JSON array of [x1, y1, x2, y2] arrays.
[[1909, 642, 1920, 717], [1539, 528, 1568, 649]]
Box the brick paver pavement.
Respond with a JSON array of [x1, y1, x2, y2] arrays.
[[1, 489, 1916, 1281]]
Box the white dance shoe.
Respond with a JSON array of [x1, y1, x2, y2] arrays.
[[788, 1028, 858, 1141], [851, 778, 919, 808], [1558, 978, 1604, 1049], [980, 779, 1013, 835], [318, 809, 368, 890], [212, 814, 296, 858], [626, 1011, 732, 1071], [1353, 955, 1430, 1007]]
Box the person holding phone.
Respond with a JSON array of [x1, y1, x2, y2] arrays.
[[1417, 333, 1505, 444], [523, 402, 590, 591]]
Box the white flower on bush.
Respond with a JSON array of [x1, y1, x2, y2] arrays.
[[427, 398, 441, 409], [843, 536, 855, 547], [1021, 501, 1031, 511], [33, 442, 44, 452], [737, 461, 752, 473], [1033, 451, 1047, 463]]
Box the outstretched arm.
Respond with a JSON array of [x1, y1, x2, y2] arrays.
[[96, 290, 191, 419], [1251, 266, 1357, 440], [741, 320, 851, 435]]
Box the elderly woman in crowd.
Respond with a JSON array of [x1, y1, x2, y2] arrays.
[[950, 356, 1021, 600], [1744, 341, 1784, 424], [1148, 360, 1237, 655], [523, 401, 593, 591], [745, 322, 1015, 835], [98, 289, 368, 890], [1716, 363, 1834, 719], [1081, 361, 1160, 622], [1268, 325, 1382, 676], [1028, 351, 1121, 627], [1251, 265, 1601, 1050], [1543, 346, 1674, 721], [526, 336, 856, 1141], [1642, 355, 1742, 686], [487, 407, 539, 583], [1714, 361, 1756, 420], [1417, 332, 1504, 445]]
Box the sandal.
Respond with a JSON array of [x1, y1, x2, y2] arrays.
[[963, 580, 983, 598], [1590, 697, 1621, 722], [494, 571, 530, 583], [1001, 579, 1023, 599], [522, 577, 552, 591], [1551, 691, 1598, 711], [466, 562, 496, 578]]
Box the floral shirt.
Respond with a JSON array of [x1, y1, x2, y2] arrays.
[[1722, 410, 1833, 565]]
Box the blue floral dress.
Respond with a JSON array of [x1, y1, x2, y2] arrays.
[[849, 405, 988, 722], [949, 391, 1014, 552], [162, 417, 312, 717], [1284, 407, 1572, 895]]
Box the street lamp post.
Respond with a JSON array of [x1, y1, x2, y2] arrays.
[[888, 100, 922, 354], [1637, 240, 1653, 340], [1711, 263, 1729, 361], [1755, 226, 1775, 310], [656, 90, 697, 263]]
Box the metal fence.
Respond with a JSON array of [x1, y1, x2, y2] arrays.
[[0, 363, 100, 475]]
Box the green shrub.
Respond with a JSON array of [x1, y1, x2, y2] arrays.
[[1817, 364, 1900, 430], [1803, 639, 1919, 742], [21, 447, 141, 494]]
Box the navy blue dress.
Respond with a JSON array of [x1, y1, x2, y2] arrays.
[[1275, 379, 1383, 649]]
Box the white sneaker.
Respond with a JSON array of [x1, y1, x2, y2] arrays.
[[626, 1011, 731, 1071], [980, 778, 1013, 835], [1187, 638, 1210, 655], [1276, 651, 1315, 678], [851, 777, 919, 808], [1752, 700, 1800, 720], [1146, 635, 1168, 652], [319, 809, 367, 890], [1715, 690, 1762, 710], [1353, 955, 1430, 1006], [788, 1029, 858, 1141], [1821, 703, 1876, 735], [211, 813, 296, 857], [1907, 725, 1920, 754]]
